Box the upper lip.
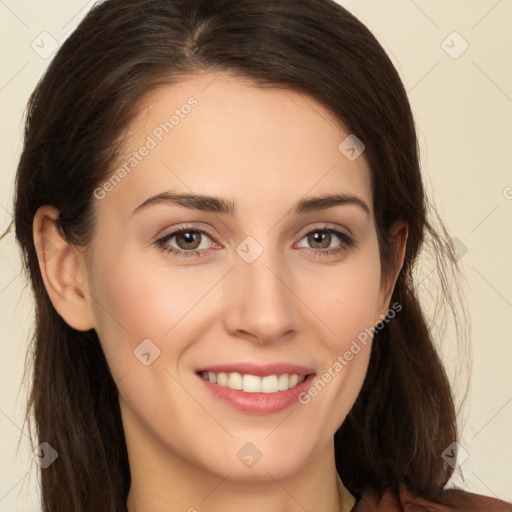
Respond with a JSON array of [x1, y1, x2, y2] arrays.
[[196, 362, 316, 377]]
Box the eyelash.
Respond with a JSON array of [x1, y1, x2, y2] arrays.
[[154, 224, 354, 260]]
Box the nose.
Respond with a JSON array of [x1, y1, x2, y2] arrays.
[[222, 245, 299, 345]]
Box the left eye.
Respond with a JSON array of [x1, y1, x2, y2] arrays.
[[297, 228, 352, 250]]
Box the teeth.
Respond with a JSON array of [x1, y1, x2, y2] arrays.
[[200, 371, 307, 393], [261, 375, 278, 393], [278, 374, 289, 391], [243, 374, 261, 392], [217, 372, 228, 386], [228, 372, 243, 390]]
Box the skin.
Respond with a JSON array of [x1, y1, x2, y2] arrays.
[[34, 72, 407, 512]]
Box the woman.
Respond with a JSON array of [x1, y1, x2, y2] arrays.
[[13, 0, 512, 510]]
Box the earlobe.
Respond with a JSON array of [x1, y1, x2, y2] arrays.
[[376, 220, 409, 321], [33, 205, 95, 331]]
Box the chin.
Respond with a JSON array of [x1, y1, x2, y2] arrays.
[[189, 432, 322, 482]]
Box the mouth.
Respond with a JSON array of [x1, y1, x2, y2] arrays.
[[195, 363, 316, 414]]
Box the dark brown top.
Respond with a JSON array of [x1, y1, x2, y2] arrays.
[[352, 485, 512, 511]]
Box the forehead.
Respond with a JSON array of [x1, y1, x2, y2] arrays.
[[95, 72, 373, 219]]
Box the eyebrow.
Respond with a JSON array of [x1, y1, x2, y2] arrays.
[[131, 191, 370, 217]]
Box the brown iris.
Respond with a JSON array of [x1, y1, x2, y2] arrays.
[[308, 230, 332, 249], [175, 231, 202, 250]]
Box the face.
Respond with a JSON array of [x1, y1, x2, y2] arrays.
[[79, 72, 397, 481]]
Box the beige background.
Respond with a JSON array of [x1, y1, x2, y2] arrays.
[[1, 0, 511, 509]]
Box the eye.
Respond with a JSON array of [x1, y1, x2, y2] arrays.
[[296, 226, 354, 256], [155, 226, 217, 259]]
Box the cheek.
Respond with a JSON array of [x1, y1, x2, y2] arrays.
[[313, 248, 383, 354], [300, 262, 381, 435], [85, 252, 209, 427], [85, 247, 172, 374], [85, 246, 227, 375]]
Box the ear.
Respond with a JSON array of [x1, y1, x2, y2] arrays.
[[376, 219, 408, 322], [33, 205, 95, 331]]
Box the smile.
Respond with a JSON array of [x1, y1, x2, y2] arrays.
[[195, 363, 316, 414]]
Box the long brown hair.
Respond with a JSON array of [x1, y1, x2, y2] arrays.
[[13, 0, 467, 510]]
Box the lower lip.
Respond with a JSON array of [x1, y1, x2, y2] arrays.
[[197, 373, 316, 414]]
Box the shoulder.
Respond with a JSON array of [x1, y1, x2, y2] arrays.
[[352, 484, 512, 512]]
